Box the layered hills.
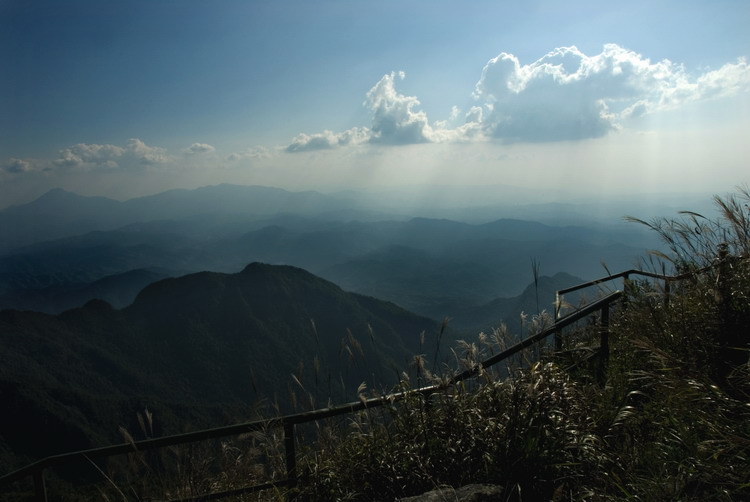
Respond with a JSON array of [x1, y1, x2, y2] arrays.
[[0, 263, 441, 471], [0, 185, 651, 326], [0, 185, 352, 253]]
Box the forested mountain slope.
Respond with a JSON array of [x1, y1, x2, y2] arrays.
[[0, 263, 440, 471]]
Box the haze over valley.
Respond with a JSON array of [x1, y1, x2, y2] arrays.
[[1, 184, 662, 322]]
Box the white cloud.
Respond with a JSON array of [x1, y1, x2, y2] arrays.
[[2, 158, 35, 173], [364, 71, 434, 145], [659, 58, 750, 108], [286, 128, 370, 153], [284, 44, 750, 151], [23, 139, 175, 173], [184, 142, 216, 155], [126, 138, 172, 164], [474, 44, 750, 142], [226, 146, 273, 161], [286, 71, 454, 152], [53, 143, 125, 169]]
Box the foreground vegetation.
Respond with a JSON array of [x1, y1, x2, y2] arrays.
[[298, 187, 750, 501], [4, 188, 749, 501]]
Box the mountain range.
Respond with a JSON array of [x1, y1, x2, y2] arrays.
[[0, 185, 654, 326], [0, 185, 354, 253], [0, 263, 441, 471], [2, 183, 678, 253]]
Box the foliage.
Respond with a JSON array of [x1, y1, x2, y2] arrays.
[[301, 360, 599, 501]]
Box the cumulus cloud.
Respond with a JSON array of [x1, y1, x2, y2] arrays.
[[126, 138, 172, 164], [474, 44, 750, 142], [286, 128, 370, 153], [286, 71, 459, 152], [285, 44, 750, 150], [54, 143, 125, 169], [184, 142, 216, 155], [2, 158, 35, 173], [4, 138, 215, 176], [659, 58, 750, 108], [30, 138, 174, 172], [365, 71, 434, 145]]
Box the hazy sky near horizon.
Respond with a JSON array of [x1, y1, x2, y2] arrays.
[[1, 0, 749, 207]]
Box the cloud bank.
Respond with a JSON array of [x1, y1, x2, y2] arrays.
[[2, 138, 278, 177], [286, 44, 750, 151], [2, 139, 188, 174], [54, 143, 125, 169], [226, 146, 272, 161]]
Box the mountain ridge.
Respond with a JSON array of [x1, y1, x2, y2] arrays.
[[0, 184, 354, 253], [0, 262, 441, 471]]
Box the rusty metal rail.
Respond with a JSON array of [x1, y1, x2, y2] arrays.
[[553, 268, 693, 320], [1, 289, 627, 501]]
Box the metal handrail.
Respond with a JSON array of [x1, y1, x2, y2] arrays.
[[451, 291, 621, 383], [553, 268, 702, 320], [1, 291, 627, 501]]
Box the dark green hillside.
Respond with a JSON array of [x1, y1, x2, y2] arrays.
[[0, 263, 440, 472]]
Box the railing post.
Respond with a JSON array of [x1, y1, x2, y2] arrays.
[[284, 422, 297, 485], [598, 303, 610, 384], [554, 292, 562, 351], [600, 303, 610, 360], [554, 329, 562, 352], [33, 468, 47, 502]]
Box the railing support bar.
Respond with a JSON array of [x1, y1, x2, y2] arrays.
[[598, 303, 610, 384], [33, 468, 47, 502], [284, 422, 296, 485], [600, 303, 610, 361]]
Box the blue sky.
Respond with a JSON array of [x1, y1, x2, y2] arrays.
[[1, 0, 749, 206]]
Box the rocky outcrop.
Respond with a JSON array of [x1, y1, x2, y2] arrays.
[[398, 484, 503, 502]]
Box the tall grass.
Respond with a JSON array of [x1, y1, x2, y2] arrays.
[[294, 187, 750, 501]]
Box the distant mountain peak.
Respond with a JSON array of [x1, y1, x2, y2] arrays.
[[239, 261, 304, 275], [25, 188, 80, 205], [40, 187, 74, 197], [32, 187, 118, 205]]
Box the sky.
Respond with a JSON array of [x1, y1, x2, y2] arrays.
[[1, 0, 749, 207]]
